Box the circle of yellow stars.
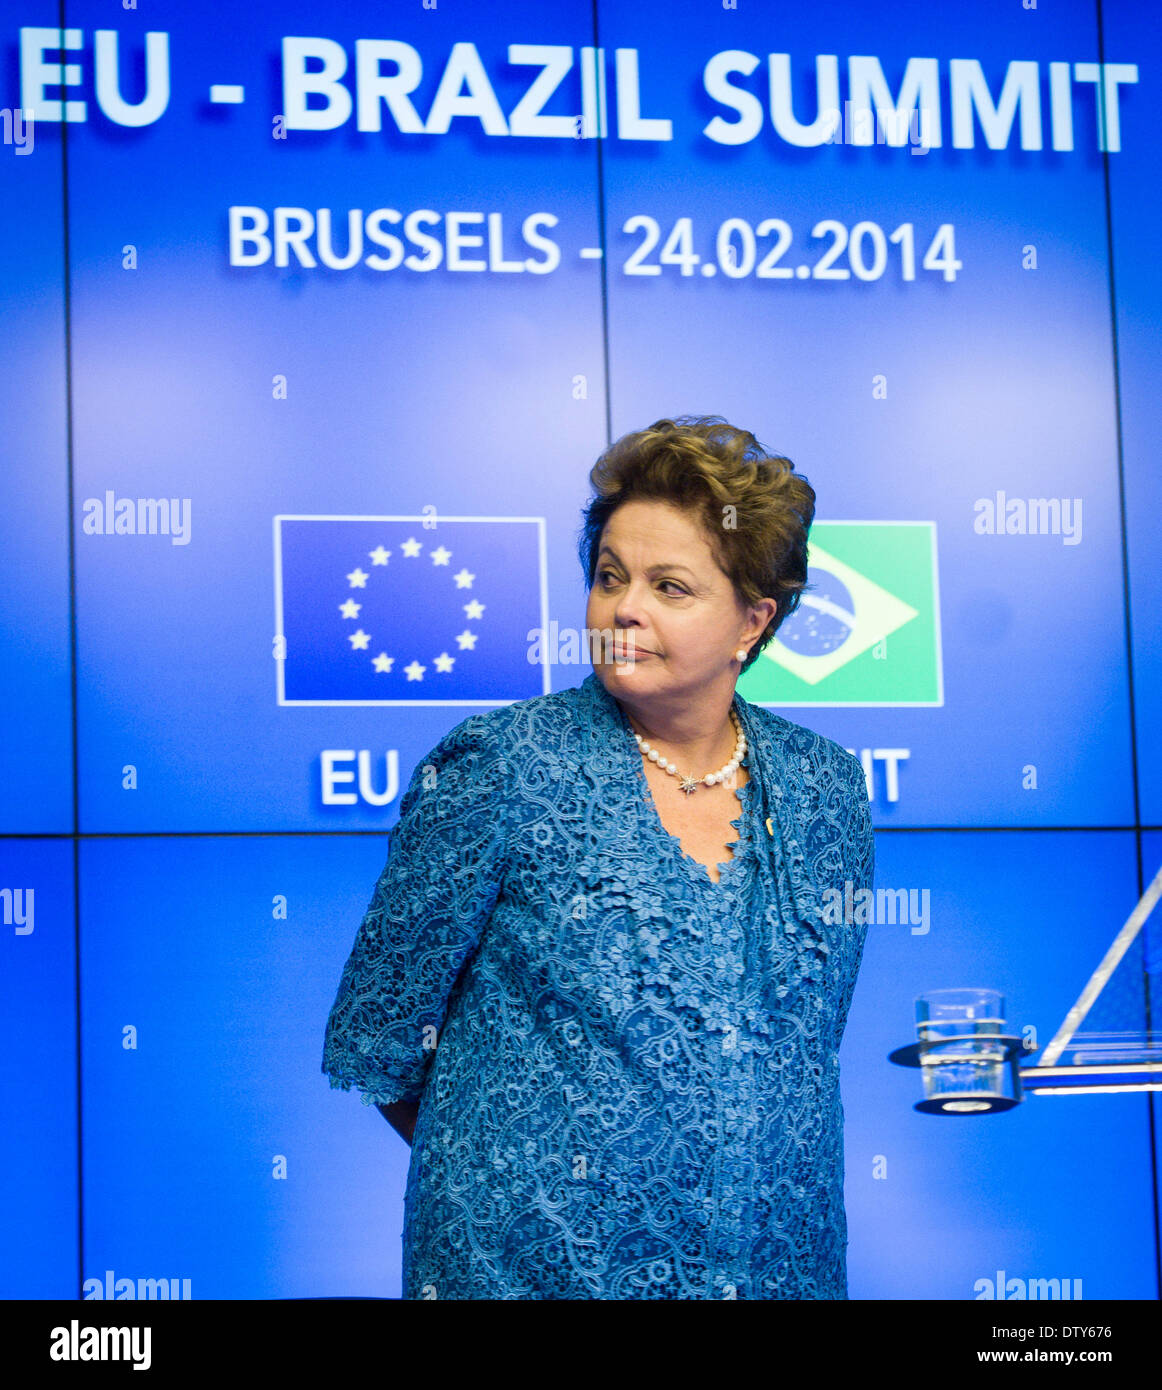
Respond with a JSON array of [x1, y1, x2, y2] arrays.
[[338, 535, 484, 681]]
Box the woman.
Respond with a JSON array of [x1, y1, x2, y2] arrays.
[[322, 416, 875, 1300]]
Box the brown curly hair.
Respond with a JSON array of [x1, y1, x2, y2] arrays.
[[578, 416, 815, 673]]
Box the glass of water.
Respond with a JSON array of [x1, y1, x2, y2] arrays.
[[915, 988, 1007, 1111]]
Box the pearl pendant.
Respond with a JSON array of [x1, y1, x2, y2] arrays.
[[632, 709, 747, 794]]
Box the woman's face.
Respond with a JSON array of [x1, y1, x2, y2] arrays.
[[585, 498, 773, 707]]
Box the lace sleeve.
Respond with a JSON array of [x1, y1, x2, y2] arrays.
[[321, 716, 509, 1107], [830, 749, 875, 1051], [843, 752, 875, 898]]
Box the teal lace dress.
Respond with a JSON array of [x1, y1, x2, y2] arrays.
[[322, 673, 874, 1299]]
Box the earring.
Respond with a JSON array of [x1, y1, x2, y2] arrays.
[[735, 648, 748, 663]]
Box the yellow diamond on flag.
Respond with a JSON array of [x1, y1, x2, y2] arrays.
[[763, 542, 919, 685]]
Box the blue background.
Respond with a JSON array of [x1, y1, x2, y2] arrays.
[[1, 0, 1158, 1298]]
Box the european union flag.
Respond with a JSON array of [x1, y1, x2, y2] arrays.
[[274, 516, 548, 704]]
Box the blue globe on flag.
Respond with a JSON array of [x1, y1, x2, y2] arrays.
[[776, 566, 857, 657]]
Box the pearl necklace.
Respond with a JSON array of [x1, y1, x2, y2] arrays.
[[633, 708, 748, 795]]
